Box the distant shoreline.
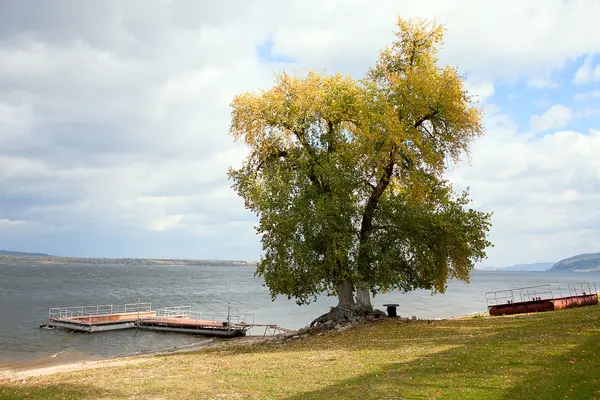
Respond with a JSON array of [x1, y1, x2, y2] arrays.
[[0, 254, 258, 268]]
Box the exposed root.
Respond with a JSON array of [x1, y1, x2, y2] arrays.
[[308, 306, 387, 331]]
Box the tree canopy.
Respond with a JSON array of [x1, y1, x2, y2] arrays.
[[228, 17, 492, 311]]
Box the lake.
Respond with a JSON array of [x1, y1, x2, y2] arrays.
[[1, 261, 598, 369]]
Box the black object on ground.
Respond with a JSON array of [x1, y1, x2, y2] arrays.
[[382, 304, 399, 318]]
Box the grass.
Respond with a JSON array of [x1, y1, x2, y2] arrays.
[[2, 305, 600, 399]]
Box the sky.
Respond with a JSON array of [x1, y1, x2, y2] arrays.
[[1, 0, 599, 267]]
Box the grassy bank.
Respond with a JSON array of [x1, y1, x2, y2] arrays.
[[2, 305, 600, 399]]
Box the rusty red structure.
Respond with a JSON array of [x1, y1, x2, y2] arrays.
[[486, 282, 598, 316]]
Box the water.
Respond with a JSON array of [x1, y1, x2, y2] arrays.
[[1, 261, 598, 369]]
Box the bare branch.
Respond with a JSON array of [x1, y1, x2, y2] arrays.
[[363, 179, 377, 190], [256, 148, 289, 171], [414, 110, 439, 129]]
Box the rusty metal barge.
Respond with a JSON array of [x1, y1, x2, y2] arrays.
[[486, 282, 598, 316]]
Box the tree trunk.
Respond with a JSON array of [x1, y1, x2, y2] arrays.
[[355, 287, 373, 313], [355, 153, 396, 292], [336, 279, 355, 309], [310, 279, 385, 329]]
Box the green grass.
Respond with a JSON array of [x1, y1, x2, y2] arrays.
[[2, 305, 600, 399]]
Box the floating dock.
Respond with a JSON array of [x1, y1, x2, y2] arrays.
[[43, 303, 283, 338], [486, 282, 598, 316], [136, 306, 251, 338], [46, 303, 155, 332]]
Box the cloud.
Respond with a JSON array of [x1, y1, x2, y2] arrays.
[[264, 0, 600, 83], [464, 80, 495, 102], [0, 1, 599, 265], [0, 219, 26, 226], [528, 75, 561, 89], [573, 54, 600, 84], [574, 90, 600, 101], [149, 215, 185, 231], [529, 105, 572, 133], [449, 111, 600, 265], [256, 35, 294, 63]]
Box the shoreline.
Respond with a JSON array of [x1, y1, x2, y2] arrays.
[[0, 307, 495, 381], [0, 334, 284, 382], [2, 305, 597, 399], [0, 310, 493, 381], [0, 310, 491, 382]]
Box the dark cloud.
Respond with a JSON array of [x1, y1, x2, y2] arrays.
[[0, 1, 123, 48]]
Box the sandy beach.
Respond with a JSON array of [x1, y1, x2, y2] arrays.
[[0, 334, 282, 382]]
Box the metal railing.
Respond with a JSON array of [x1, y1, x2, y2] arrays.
[[151, 305, 255, 326], [486, 282, 597, 307], [156, 306, 193, 319], [48, 302, 152, 321], [47, 301, 259, 330], [213, 312, 255, 326]]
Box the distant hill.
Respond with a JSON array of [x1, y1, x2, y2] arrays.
[[477, 262, 555, 271], [0, 249, 51, 257], [502, 262, 555, 271], [550, 253, 600, 272], [0, 250, 257, 268]]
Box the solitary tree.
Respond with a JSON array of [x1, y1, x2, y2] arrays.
[[229, 17, 492, 321]]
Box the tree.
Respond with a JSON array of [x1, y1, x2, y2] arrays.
[[228, 17, 492, 319]]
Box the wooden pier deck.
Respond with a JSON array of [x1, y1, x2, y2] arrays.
[[486, 282, 598, 316]]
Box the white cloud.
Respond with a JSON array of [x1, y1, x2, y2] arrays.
[[530, 105, 572, 133], [149, 215, 185, 231], [573, 54, 600, 84], [577, 108, 600, 118], [574, 90, 600, 101], [136, 196, 187, 205], [1, 1, 600, 263], [266, 1, 600, 82], [0, 218, 26, 226], [533, 98, 552, 109], [449, 115, 600, 265], [528, 75, 561, 89], [464, 80, 495, 102]]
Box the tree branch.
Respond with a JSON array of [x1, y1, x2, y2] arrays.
[[256, 148, 289, 171], [414, 110, 438, 129], [327, 120, 335, 153], [363, 179, 376, 190], [354, 150, 396, 279], [358, 150, 396, 244], [419, 121, 443, 148], [397, 147, 414, 170]]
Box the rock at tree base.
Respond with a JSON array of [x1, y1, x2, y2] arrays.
[[309, 306, 388, 330]]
